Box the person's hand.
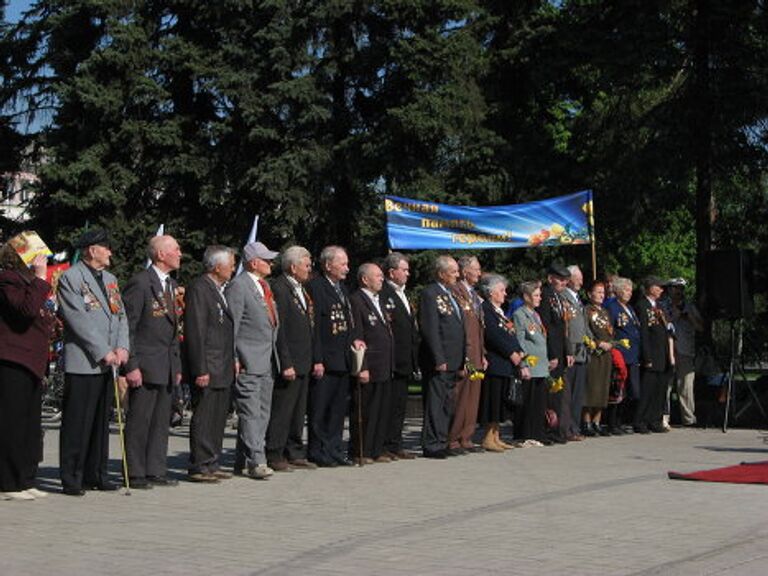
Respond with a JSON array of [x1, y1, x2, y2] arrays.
[[598, 342, 612, 351], [520, 366, 531, 380], [481, 357, 489, 370], [548, 358, 559, 371], [353, 339, 366, 350], [195, 374, 210, 388], [102, 350, 119, 367], [125, 368, 143, 388], [435, 363, 447, 372], [312, 363, 325, 379], [566, 355, 575, 368], [235, 361, 241, 375], [358, 370, 370, 384], [282, 366, 297, 381], [176, 372, 182, 385], [31, 254, 48, 280], [510, 351, 522, 366], [116, 348, 129, 365]]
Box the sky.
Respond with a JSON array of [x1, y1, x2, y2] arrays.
[[4, 0, 32, 23]]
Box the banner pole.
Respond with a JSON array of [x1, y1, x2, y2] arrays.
[[591, 238, 597, 281]]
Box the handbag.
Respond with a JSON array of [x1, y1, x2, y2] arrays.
[[505, 373, 524, 407]]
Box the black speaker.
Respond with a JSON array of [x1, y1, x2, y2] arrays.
[[703, 249, 754, 319]]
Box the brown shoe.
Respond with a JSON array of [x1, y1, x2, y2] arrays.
[[288, 459, 318, 470], [269, 461, 294, 472], [566, 434, 585, 442], [383, 451, 399, 461], [210, 469, 233, 480], [188, 472, 219, 483], [393, 450, 416, 460], [353, 457, 374, 465], [374, 455, 392, 463]]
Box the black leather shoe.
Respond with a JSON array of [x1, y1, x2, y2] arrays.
[[422, 449, 447, 459], [595, 424, 611, 437], [128, 477, 154, 489], [581, 424, 597, 437], [446, 447, 466, 457], [312, 459, 338, 468], [633, 425, 651, 434], [609, 427, 626, 436], [334, 457, 354, 467], [649, 423, 669, 433], [147, 476, 179, 487], [84, 481, 119, 491], [63, 486, 86, 496]]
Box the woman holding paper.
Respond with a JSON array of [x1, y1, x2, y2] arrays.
[[0, 241, 55, 501]]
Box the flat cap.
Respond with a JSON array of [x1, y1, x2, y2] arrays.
[[642, 275, 665, 289], [243, 241, 278, 262], [547, 262, 571, 278], [74, 228, 110, 249]]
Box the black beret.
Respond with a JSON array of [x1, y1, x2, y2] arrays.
[[547, 262, 571, 278], [74, 228, 110, 249]]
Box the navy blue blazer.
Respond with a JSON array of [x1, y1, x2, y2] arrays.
[[482, 300, 523, 378], [605, 299, 641, 366]]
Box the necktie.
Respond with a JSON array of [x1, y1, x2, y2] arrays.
[[164, 277, 175, 317], [259, 279, 277, 326]]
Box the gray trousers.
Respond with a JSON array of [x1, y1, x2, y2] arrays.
[[422, 371, 456, 453], [234, 372, 274, 468], [125, 381, 172, 479], [674, 354, 697, 425]]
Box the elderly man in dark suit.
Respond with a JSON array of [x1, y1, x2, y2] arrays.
[[306, 245, 365, 467], [349, 263, 394, 464], [122, 235, 183, 489], [449, 255, 486, 455], [536, 262, 574, 444], [419, 255, 465, 459], [57, 229, 130, 495], [227, 241, 280, 480], [379, 252, 419, 460], [184, 245, 236, 483], [267, 246, 320, 471], [634, 276, 674, 434]]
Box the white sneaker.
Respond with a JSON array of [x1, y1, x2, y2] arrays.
[[25, 488, 48, 499], [248, 464, 274, 480], [1, 491, 35, 501]]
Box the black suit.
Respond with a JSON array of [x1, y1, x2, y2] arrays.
[[536, 284, 572, 438], [635, 296, 671, 429], [122, 267, 181, 480], [183, 274, 235, 474], [306, 275, 355, 465], [379, 281, 419, 453], [349, 290, 393, 459], [266, 274, 315, 464], [419, 282, 465, 454]]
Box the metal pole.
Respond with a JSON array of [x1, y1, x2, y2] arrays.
[[112, 366, 131, 494]]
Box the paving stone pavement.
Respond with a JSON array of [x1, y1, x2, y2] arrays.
[[3, 419, 768, 576]]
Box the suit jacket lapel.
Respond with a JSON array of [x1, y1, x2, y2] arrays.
[[80, 263, 111, 318], [148, 268, 175, 324]]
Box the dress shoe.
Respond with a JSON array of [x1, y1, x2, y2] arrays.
[[85, 480, 120, 491], [392, 450, 416, 460], [538, 438, 554, 446], [128, 478, 154, 490], [373, 455, 392, 463], [247, 464, 274, 480], [649, 423, 669, 433], [566, 434, 585, 442], [334, 457, 354, 467], [25, 488, 48, 498], [353, 457, 374, 465], [446, 447, 467, 457], [550, 435, 568, 444], [188, 472, 219, 483], [289, 459, 318, 469], [633, 425, 651, 434], [465, 445, 486, 453], [383, 451, 400, 461], [595, 424, 611, 437], [313, 459, 338, 468], [1, 490, 36, 501], [422, 449, 447, 459], [210, 470, 233, 480], [62, 486, 86, 496], [609, 426, 626, 436], [581, 423, 597, 437], [146, 476, 179, 487], [269, 461, 294, 472]]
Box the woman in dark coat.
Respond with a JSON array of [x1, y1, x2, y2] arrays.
[[0, 243, 55, 500], [582, 281, 614, 436], [478, 274, 525, 452]]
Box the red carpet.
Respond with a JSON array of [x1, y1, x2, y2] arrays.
[[668, 461, 768, 484]]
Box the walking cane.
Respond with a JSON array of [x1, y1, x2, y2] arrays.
[[356, 378, 364, 467], [111, 365, 131, 495]]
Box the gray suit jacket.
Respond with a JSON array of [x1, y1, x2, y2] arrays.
[[562, 288, 591, 364], [57, 261, 130, 374], [226, 272, 280, 376]]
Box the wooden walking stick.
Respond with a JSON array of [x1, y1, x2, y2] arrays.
[[356, 378, 365, 467], [112, 365, 131, 495]]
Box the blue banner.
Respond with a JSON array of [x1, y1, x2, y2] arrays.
[[385, 190, 594, 250]]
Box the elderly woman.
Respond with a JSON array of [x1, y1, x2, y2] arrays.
[[605, 277, 641, 434], [582, 281, 614, 436], [478, 274, 526, 452], [0, 243, 55, 501], [513, 281, 550, 445]]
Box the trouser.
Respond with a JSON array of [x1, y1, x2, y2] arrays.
[[518, 377, 547, 442], [125, 381, 172, 479], [448, 373, 481, 448], [233, 372, 274, 469], [308, 371, 349, 464], [384, 374, 410, 454], [60, 372, 112, 489], [674, 354, 697, 425], [636, 369, 667, 428], [422, 370, 457, 453], [349, 379, 391, 459], [266, 373, 309, 463], [565, 362, 587, 435], [189, 385, 231, 474], [0, 362, 42, 492]]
